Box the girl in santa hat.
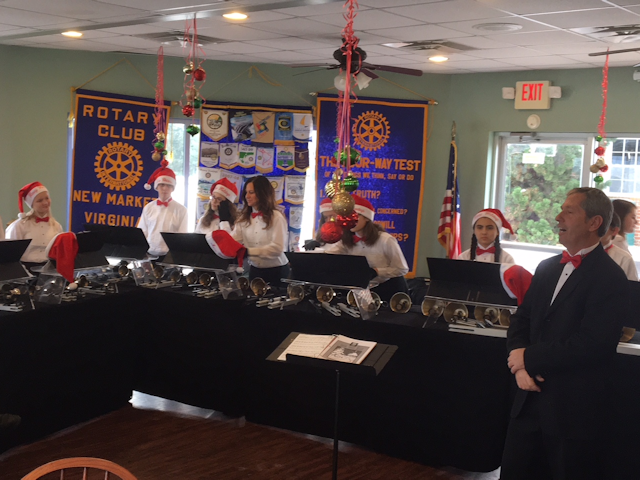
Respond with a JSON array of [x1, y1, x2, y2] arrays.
[[303, 197, 335, 250], [6, 182, 63, 265], [195, 178, 239, 234], [228, 176, 289, 286], [323, 194, 409, 301], [457, 208, 514, 263]]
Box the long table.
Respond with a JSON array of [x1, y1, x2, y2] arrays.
[[2, 287, 638, 476]]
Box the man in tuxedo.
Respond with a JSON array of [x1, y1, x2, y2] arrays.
[[501, 187, 629, 480]]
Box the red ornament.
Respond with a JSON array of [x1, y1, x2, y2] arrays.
[[599, 164, 609, 173], [594, 146, 605, 156], [320, 221, 343, 244], [193, 68, 206, 81], [182, 104, 195, 117], [336, 212, 358, 230]]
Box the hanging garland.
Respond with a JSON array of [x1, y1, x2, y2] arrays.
[[180, 15, 207, 137], [151, 46, 167, 162], [591, 51, 609, 185]]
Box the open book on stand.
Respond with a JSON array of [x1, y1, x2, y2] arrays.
[[277, 334, 377, 365]]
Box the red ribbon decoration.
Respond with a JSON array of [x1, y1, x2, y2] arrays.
[[597, 50, 609, 140]]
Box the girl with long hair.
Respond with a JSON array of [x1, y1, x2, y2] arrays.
[[612, 199, 637, 254], [195, 178, 238, 234], [457, 209, 514, 263]]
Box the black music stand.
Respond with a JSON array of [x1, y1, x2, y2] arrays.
[[84, 224, 149, 259], [160, 232, 231, 270], [286, 252, 371, 288], [267, 332, 397, 480], [0, 239, 31, 281], [74, 231, 109, 269]]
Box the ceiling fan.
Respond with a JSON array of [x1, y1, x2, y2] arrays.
[[585, 25, 640, 58], [290, 42, 424, 82]]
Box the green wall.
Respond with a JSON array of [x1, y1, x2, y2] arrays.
[[1, 43, 638, 276]]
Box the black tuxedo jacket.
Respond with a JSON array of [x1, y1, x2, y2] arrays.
[[507, 244, 629, 439]]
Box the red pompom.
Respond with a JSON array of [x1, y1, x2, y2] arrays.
[[193, 68, 206, 81], [594, 146, 605, 156], [182, 104, 195, 117], [320, 221, 343, 244], [336, 212, 358, 230], [599, 164, 609, 173]]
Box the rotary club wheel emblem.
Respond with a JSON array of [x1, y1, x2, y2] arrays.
[[352, 110, 390, 152], [94, 142, 144, 191]]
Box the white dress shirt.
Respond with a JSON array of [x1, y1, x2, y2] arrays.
[[613, 234, 631, 254], [138, 198, 189, 256], [323, 231, 409, 284], [228, 210, 288, 268], [551, 242, 599, 304], [604, 241, 639, 281], [458, 242, 515, 264], [6, 215, 63, 262], [194, 213, 220, 234]]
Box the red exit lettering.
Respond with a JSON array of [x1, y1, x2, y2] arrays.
[[522, 83, 543, 101]]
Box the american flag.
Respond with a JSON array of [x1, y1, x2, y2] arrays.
[[437, 140, 461, 259]]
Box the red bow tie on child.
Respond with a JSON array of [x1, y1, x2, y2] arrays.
[[353, 235, 365, 244], [35, 217, 50, 223], [157, 199, 171, 207], [476, 246, 495, 255], [251, 212, 263, 219], [560, 251, 584, 269]]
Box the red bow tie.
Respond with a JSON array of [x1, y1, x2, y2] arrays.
[[560, 251, 584, 269], [476, 246, 495, 256], [35, 216, 50, 223], [353, 235, 365, 244], [251, 212, 263, 219], [157, 199, 171, 207], [605, 243, 613, 252]]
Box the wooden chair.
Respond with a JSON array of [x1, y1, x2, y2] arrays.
[[21, 457, 137, 480]]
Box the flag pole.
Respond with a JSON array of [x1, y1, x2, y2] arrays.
[[450, 122, 457, 257]]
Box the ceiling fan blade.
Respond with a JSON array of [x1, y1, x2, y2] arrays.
[[589, 47, 640, 56], [289, 63, 337, 68], [292, 67, 336, 76], [369, 64, 424, 77], [360, 68, 379, 79]]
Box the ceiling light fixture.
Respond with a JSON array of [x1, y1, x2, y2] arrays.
[[61, 31, 83, 38], [472, 23, 523, 32], [381, 42, 412, 48], [223, 12, 248, 20], [429, 55, 448, 63]]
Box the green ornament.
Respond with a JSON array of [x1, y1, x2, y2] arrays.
[[154, 141, 165, 149], [595, 135, 603, 142], [344, 173, 359, 193], [594, 175, 604, 184], [186, 125, 200, 136], [334, 137, 340, 144], [194, 98, 204, 108]]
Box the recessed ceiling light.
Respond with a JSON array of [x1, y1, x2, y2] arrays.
[[223, 12, 248, 20], [382, 42, 412, 48], [61, 31, 83, 38], [429, 55, 448, 63], [472, 23, 523, 32]]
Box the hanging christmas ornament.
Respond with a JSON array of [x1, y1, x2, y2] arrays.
[[594, 146, 605, 156], [320, 221, 343, 244], [344, 173, 359, 193], [600, 165, 609, 173], [325, 179, 339, 198], [186, 125, 200, 136], [594, 175, 604, 184], [151, 46, 168, 163], [595, 157, 606, 168], [182, 104, 195, 117], [193, 67, 206, 81], [183, 61, 195, 74], [336, 212, 359, 230], [332, 191, 355, 216], [152, 152, 162, 162], [591, 52, 610, 187], [156, 132, 165, 142], [194, 98, 204, 108], [589, 164, 600, 174], [186, 86, 197, 102], [180, 16, 207, 123]]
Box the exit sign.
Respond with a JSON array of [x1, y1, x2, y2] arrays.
[[515, 81, 550, 110]]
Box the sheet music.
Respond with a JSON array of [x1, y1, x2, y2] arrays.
[[277, 334, 335, 361], [318, 335, 377, 364]]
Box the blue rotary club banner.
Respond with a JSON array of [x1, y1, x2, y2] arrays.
[[316, 95, 428, 277], [69, 89, 170, 232]]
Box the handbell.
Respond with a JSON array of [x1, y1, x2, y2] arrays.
[[390, 292, 412, 313], [316, 286, 335, 303], [474, 306, 499, 326], [621, 327, 636, 343], [169, 269, 182, 283], [287, 284, 305, 300], [117, 264, 130, 277], [499, 309, 513, 327], [367, 291, 382, 312], [421, 298, 445, 318], [153, 265, 165, 280], [346, 290, 357, 308], [199, 272, 213, 287], [185, 271, 198, 285], [237, 276, 250, 291], [251, 277, 269, 296], [443, 302, 468, 323]]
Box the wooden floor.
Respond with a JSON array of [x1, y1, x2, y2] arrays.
[[0, 393, 500, 480]]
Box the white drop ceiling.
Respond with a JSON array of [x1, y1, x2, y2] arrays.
[[2, 0, 640, 74]]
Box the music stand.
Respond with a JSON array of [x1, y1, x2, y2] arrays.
[[74, 231, 109, 269], [160, 232, 231, 271], [286, 252, 372, 288], [0, 239, 31, 281], [267, 332, 397, 480], [625, 280, 640, 329], [426, 257, 517, 306], [84, 224, 149, 260]]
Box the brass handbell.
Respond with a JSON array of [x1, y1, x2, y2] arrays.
[[316, 286, 335, 303], [250, 277, 269, 296], [237, 276, 250, 291], [287, 284, 305, 300], [443, 302, 468, 323], [153, 265, 165, 280], [367, 291, 382, 312], [621, 327, 636, 343], [421, 298, 445, 318], [168, 269, 182, 283], [346, 290, 357, 308], [185, 271, 198, 285], [499, 309, 513, 327], [390, 292, 412, 313], [117, 263, 130, 277], [199, 272, 213, 287], [474, 306, 499, 326]]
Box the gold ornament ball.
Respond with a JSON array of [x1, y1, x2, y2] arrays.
[[589, 164, 600, 173], [325, 179, 339, 198], [186, 86, 197, 101], [595, 157, 606, 168], [332, 168, 344, 181], [183, 62, 195, 74], [152, 152, 162, 162], [332, 191, 355, 216], [156, 132, 166, 142]]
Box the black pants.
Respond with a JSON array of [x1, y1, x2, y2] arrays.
[[501, 395, 604, 480], [249, 264, 290, 287], [372, 276, 409, 303]]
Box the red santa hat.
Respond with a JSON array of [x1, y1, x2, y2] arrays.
[[472, 208, 514, 234], [18, 181, 48, 213], [210, 178, 238, 202], [144, 160, 176, 191], [205, 230, 246, 272], [319, 197, 334, 215], [45, 232, 79, 283], [499, 264, 533, 305], [352, 194, 375, 221]]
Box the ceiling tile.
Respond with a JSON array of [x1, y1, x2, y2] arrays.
[[451, 35, 516, 49], [360, 0, 444, 7], [498, 55, 584, 66], [529, 42, 603, 55], [484, 30, 591, 46], [257, 50, 328, 62], [475, 0, 607, 16], [365, 24, 470, 42], [385, 0, 510, 24], [0, 24, 35, 35], [97, 0, 226, 10], [443, 58, 513, 69], [0, 6, 77, 27], [194, 24, 289, 41], [0, 0, 147, 20], [273, 2, 367, 17], [466, 46, 545, 59], [206, 41, 280, 54], [439, 16, 555, 36], [246, 37, 334, 50], [526, 7, 640, 29], [365, 55, 424, 65], [244, 17, 343, 36], [312, 10, 425, 30]]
